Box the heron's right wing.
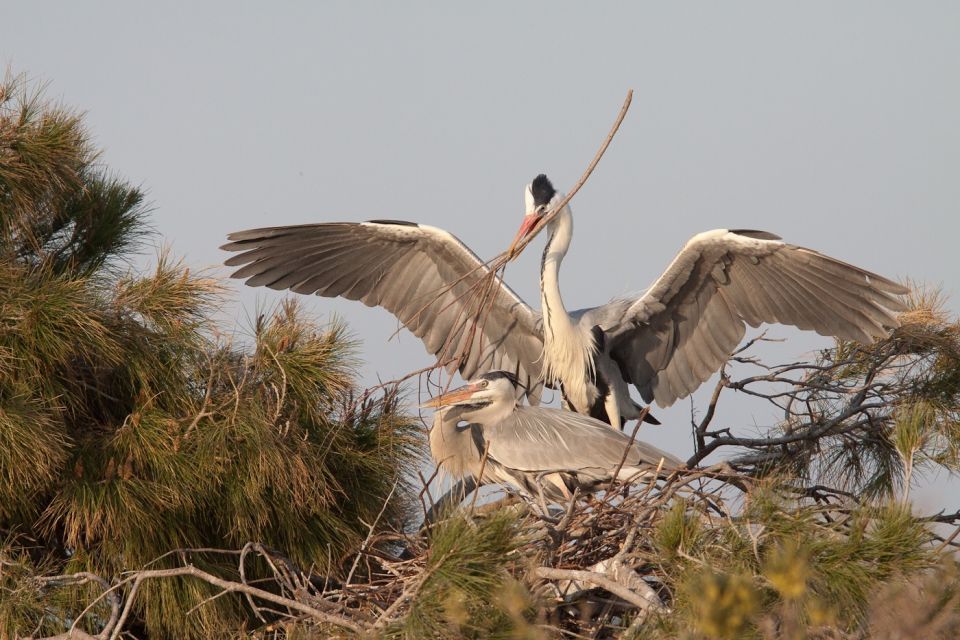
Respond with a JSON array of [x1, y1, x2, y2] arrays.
[[222, 221, 544, 397], [486, 407, 681, 473]]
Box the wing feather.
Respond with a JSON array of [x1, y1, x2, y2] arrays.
[[486, 407, 681, 474], [766, 258, 834, 331], [729, 262, 779, 324], [772, 256, 894, 334], [597, 229, 907, 407], [222, 222, 545, 397]]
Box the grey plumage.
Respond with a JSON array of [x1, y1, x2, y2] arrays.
[[222, 178, 908, 421], [484, 406, 680, 487], [222, 222, 545, 399], [595, 229, 908, 406], [425, 372, 680, 501], [513, 186, 907, 417]]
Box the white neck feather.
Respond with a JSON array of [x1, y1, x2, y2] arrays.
[[539, 206, 596, 412], [429, 397, 515, 481], [429, 409, 481, 480]]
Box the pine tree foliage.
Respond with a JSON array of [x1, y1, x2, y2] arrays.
[[0, 75, 420, 639], [0, 76, 145, 276], [381, 510, 538, 639]]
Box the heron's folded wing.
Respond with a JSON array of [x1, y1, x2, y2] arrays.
[[596, 229, 907, 408], [222, 221, 544, 397], [486, 407, 681, 473]]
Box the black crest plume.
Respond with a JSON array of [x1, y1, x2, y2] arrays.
[[530, 174, 556, 207]]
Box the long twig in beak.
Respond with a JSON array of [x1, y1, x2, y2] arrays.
[[449, 90, 634, 377], [504, 89, 634, 261], [388, 91, 634, 411]]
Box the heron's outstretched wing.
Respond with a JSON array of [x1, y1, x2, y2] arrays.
[[485, 406, 681, 473], [222, 222, 544, 397], [593, 229, 907, 407]]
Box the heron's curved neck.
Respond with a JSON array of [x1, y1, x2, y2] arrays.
[[429, 409, 481, 480], [540, 207, 574, 335], [539, 207, 597, 403]]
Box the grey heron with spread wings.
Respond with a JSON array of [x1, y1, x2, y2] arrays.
[[222, 174, 907, 428], [421, 371, 681, 501]]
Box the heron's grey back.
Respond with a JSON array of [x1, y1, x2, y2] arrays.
[[485, 406, 681, 474]]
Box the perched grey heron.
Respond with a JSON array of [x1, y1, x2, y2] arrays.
[[422, 371, 681, 501], [221, 174, 907, 428]]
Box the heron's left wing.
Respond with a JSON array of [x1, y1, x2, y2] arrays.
[[595, 229, 907, 408]]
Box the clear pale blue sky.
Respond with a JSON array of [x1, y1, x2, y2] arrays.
[[4, 3, 959, 500]]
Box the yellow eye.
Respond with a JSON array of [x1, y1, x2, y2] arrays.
[[481, 380, 489, 388]]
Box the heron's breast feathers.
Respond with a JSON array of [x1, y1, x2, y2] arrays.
[[541, 319, 598, 413]]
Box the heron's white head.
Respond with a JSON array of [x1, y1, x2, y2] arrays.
[[420, 371, 523, 423], [508, 174, 565, 259]]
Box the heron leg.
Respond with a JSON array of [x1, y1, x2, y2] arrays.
[[531, 480, 554, 520], [531, 473, 565, 522]]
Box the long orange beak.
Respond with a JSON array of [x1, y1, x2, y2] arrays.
[[420, 382, 482, 409], [507, 213, 543, 260]]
